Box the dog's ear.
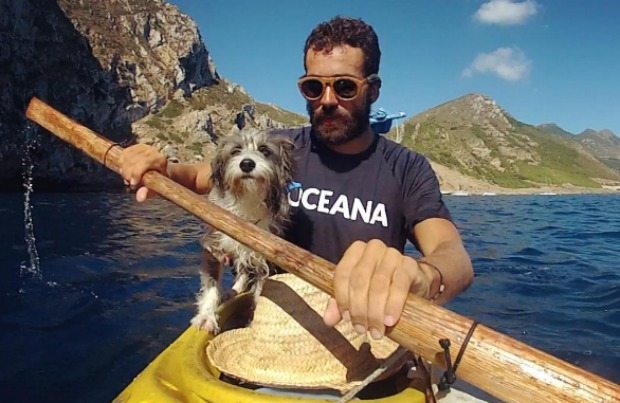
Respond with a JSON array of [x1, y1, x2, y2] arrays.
[[268, 186, 282, 218], [273, 137, 295, 211], [211, 151, 225, 190], [275, 137, 295, 180], [265, 136, 295, 223]]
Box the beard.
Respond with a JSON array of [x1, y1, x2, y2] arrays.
[[307, 94, 371, 146]]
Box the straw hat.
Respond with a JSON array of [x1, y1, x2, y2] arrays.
[[206, 273, 403, 394]]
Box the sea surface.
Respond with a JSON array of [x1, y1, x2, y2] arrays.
[[0, 191, 619, 402]]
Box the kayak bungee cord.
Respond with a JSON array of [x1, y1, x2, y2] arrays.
[[438, 320, 480, 391], [338, 347, 410, 403]]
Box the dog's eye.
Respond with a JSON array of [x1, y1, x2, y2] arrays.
[[258, 145, 272, 157], [231, 147, 242, 156]]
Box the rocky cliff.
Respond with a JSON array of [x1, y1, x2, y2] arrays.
[[1, 0, 216, 189], [58, 0, 218, 113], [1, 0, 303, 190]]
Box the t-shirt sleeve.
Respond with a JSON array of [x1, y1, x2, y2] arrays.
[[400, 152, 452, 234]]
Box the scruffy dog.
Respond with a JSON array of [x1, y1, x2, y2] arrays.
[[191, 128, 294, 333]]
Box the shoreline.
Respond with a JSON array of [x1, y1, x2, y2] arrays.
[[441, 188, 620, 196], [431, 161, 620, 196]]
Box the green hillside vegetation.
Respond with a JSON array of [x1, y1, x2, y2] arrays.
[[401, 120, 534, 188], [255, 102, 307, 127], [189, 81, 252, 112], [572, 129, 620, 173], [141, 81, 305, 144], [510, 121, 603, 187], [397, 95, 620, 189], [188, 82, 306, 127], [600, 158, 620, 171]]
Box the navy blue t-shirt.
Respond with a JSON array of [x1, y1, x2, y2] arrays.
[[272, 126, 452, 264]]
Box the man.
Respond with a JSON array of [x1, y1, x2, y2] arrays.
[[120, 16, 473, 341]]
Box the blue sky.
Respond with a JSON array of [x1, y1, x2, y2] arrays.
[[169, 0, 619, 135]]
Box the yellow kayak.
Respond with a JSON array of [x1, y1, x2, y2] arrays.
[[114, 293, 425, 403]]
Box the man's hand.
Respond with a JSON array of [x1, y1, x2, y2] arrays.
[[322, 239, 434, 340], [119, 144, 168, 202]]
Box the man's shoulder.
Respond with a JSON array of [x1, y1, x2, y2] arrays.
[[377, 135, 429, 169], [270, 126, 311, 146]]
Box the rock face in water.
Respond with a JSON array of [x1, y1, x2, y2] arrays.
[[0, 0, 218, 190]]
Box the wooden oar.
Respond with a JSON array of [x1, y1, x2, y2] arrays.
[[26, 97, 619, 402]]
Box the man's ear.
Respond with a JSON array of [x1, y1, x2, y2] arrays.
[[369, 80, 381, 103]]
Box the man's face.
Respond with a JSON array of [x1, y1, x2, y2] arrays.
[[304, 45, 374, 146]]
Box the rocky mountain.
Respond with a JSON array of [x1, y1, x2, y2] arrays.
[[536, 123, 574, 137], [0, 0, 304, 190], [395, 94, 620, 189], [3, 0, 614, 193], [536, 124, 620, 174], [130, 78, 306, 164], [575, 129, 620, 171]]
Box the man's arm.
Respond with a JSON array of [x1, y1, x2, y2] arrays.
[[119, 143, 213, 201], [323, 217, 473, 339], [167, 161, 213, 194], [412, 217, 473, 304]]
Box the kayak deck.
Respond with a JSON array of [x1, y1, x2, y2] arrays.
[[114, 293, 426, 402]]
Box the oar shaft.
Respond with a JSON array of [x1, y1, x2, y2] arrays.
[[26, 97, 619, 402]]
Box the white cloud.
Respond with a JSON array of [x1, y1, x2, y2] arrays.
[[474, 0, 539, 25], [462, 47, 532, 82]]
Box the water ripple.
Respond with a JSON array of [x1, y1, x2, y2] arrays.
[[1, 192, 619, 400], [447, 194, 620, 384]]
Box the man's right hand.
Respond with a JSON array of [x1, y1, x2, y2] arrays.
[[119, 143, 168, 202]]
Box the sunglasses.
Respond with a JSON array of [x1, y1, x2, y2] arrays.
[[297, 74, 380, 101]]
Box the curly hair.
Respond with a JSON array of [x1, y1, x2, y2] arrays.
[[303, 16, 381, 76]]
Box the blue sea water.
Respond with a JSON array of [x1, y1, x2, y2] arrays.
[[0, 191, 619, 402]]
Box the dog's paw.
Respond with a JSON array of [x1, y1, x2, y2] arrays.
[[191, 312, 220, 334]]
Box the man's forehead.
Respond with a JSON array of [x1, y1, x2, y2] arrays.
[[307, 44, 364, 59], [305, 45, 365, 76]]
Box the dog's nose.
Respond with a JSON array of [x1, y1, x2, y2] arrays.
[[239, 158, 256, 173]]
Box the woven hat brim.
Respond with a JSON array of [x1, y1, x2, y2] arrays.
[[206, 275, 400, 393]]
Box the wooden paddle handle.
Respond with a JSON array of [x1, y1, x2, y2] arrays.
[[26, 97, 619, 402]]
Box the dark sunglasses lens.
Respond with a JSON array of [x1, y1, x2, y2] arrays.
[[301, 79, 324, 99], [334, 79, 358, 99]]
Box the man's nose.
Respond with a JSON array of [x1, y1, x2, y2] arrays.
[[319, 85, 338, 107]]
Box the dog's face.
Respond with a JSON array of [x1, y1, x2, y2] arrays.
[[212, 129, 294, 203]]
